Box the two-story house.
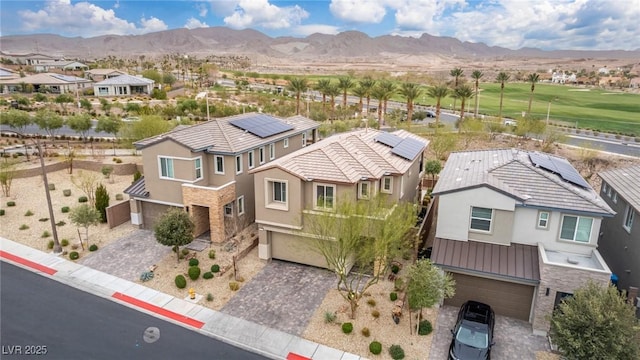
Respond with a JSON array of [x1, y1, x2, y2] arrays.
[[250, 128, 428, 268], [431, 149, 614, 334], [598, 165, 640, 311], [124, 113, 319, 243]]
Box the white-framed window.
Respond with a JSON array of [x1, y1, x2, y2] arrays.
[[259, 147, 265, 164], [470, 206, 493, 232], [283, 138, 289, 148], [248, 150, 255, 169], [235, 155, 243, 174], [302, 132, 307, 147], [381, 176, 393, 194], [224, 203, 233, 217], [607, 185, 612, 197], [623, 205, 635, 232], [537, 211, 550, 229], [194, 158, 202, 180], [214, 155, 224, 174], [237, 196, 245, 216], [358, 181, 371, 199], [265, 179, 288, 210], [98, 87, 109, 96], [560, 215, 593, 243], [269, 143, 275, 160], [315, 184, 335, 210], [612, 192, 618, 204], [159, 157, 174, 179], [602, 182, 608, 195]]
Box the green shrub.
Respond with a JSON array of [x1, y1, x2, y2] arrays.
[[188, 266, 201, 280], [47, 240, 54, 249], [7, 201, 16, 207], [369, 341, 382, 355], [175, 275, 187, 289], [89, 244, 98, 251], [390, 292, 398, 301], [25, 210, 34, 216], [39, 217, 48, 222], [78, 196, 88, 203], [140, 271, 154, 282], [19, 224, 29, 230], [208, 249, 216, 259], [342, 322, 353, 334], [188, 258, 199, 267], [63, 189, 72, 197], [95, 183, 109, 223], [181, 248, 190, 256], [391, 264, 400, 274], [389, 345, 405, 359], [0, 209, 5, 216], [324, 311, 337, 324], [229, 281, 240, 291], [61, 239, 69, 246], [41, 231, 51, 238], [418, 320, 433, 335], [115, 193, 123, 201], [211, 264, 220, 273], [56, 221, 66, 227], [367, 299, 376, 307], [48, 183, 55, 190], [361, 327, 371, 337], [371, 309, 380, 318], [133, 170, 142, 183], [206, 293, 214, 301], [69, 251, 80, 260], [61, 206, 70, 213], [394, 278, 405, 291], [203, 272, 214, 279]]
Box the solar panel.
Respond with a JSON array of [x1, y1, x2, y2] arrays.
[[529, 152, 590, 188], [229, 115, 294, 138], [391, 137, 425, 160], [51, 74, 83, 82], [375, 132, 402, 148]]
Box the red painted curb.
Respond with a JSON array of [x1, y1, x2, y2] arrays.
[[0, 250, 58, 275], [112, 292, 205, 329], [287, 353, 312, 360]]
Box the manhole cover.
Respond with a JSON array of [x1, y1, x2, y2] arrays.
[[143, 327, 160, 343]]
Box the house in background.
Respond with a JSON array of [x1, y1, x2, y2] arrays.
[[33, 60, 89, 72], [0, 72, 92, 94], [85, 69, 128, 82], [0, 52, 61, 65], [431, 149, 614, 334], [0, 67, 19, 81], [125, 113, 319, 244], [598, 165, 640, 312], [251, 129, 428, 268], [93, 74, 154, 96]]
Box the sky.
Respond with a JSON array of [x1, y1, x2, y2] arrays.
[[1, 0, 639, 51]]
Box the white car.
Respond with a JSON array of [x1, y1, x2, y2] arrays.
[[503, 119, 517, 126]]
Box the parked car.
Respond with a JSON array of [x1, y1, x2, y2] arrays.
[[449, 301, 495, 360], [426, 110, 436, 118], [503, 119, 517, 126]]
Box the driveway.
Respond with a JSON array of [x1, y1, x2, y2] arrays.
[[429, 305, 551, 359]]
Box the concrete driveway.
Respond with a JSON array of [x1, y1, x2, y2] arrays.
[[429, 305, 551, 359]]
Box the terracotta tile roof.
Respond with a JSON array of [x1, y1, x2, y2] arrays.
[[432, 148, 614, 216], [599, 165, 640, 212]]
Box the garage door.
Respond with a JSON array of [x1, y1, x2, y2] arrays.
[[271, 232, 328, 269], [444, 273, 535, 321], [140, 202, 175, 230]]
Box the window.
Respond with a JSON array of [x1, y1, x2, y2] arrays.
[[283, 138, 289, 148], [259, 147, 265, 164], [272, 181, 287, 203], [623, 205, 635, 232], [381, 176, 393, 194], [607, 185, 612, 197], [315, 184, 335, 210], [159, 157, 174, 178], [194, 158, 202, 180], [470, 207, 493, 232], [235, 155, 243, 174], [302, 132, 307, 147], [214, 155, 224, 174], [560, 215, 593, 243], [537, 211, 550, 229], [612, 192, 618, 204], [98, 87, 109, 95], [248, 150, 254, 169], [224, 203, 233, 217], [269, 143, 275, 160], [237, 196, 245, 216], [602, 182, 608, 195], [358, 181, 371, 199]]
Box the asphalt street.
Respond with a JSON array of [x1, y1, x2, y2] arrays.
[[0, 262, 267, 360]]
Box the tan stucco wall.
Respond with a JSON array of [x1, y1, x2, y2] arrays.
[[142, 140, 199, 205]]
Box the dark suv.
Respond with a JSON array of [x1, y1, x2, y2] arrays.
[[449, 301, 495, 360]]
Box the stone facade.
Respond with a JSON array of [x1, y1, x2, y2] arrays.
[[182, 182, 236, 244]]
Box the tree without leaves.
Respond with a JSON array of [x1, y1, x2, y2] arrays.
[[286, 77, 309, 115], [0, 161, 18, 197], [495, 72, 511, 121], [154, 208, 195, 263], [399, 82, 423, 127], [550, 281, 640, 360], [406, 259, 455, 332], [66, 113, 93, 142], [471, 70, 484, 118], [69, 204, 101, 247], [527, 73, 540, 114], [71, 171, 100, 208]]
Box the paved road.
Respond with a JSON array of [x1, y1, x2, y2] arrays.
[[0, 262, 267, 360], [563, 134, 640, 157]]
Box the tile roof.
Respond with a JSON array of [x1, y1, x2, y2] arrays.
[[432, 148, 614, 216], [94, 74, 154, 86], [86, 69, 126, 75], [123, 177, 149, 198], [599, 165, 640, 212], [134, 113, 319, 155], [0, 72, 90, 85], [251, 129, 429, 184]]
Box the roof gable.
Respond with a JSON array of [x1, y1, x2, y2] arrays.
[[599, 165, 640, 212]]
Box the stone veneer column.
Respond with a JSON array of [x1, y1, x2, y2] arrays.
[[182, 183, 236, 244]]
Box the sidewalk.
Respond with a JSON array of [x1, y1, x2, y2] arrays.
[[0, 237, 361, 360]]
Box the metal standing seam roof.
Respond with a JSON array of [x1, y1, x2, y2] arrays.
[[599, 165, 640, 213], [94, 74, 154, 86], [134, 113, 319, 154], [251, 129, 429, 184], [432, 148, 614, 216], [123, 177, 149, 198]]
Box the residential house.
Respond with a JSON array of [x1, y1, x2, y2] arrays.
[[124, 113, 319, 244], [85, 69, 128, 82], [251, 129, 428, 268], [0, 72, 92, 94], [431, 149, 614, 334], [551, 71, 576, 84], [598, 165, 640, 311], [93, 74, 154, 96], [33, 60, 89, 72], [629, 78, 640, 89], [0, 67, 19, 81], [0, 52, 61, 66]]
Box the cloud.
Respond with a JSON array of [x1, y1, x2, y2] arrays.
[[292, 24, 341, 37], [329, 0, 388, 23], [196, 3, 208, 17], [224, 0, 309, 29], [140, 17, 168, 33], [185, 17, 209, 29]]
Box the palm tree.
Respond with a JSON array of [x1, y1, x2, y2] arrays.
[[398, 82, 423, 128], [379, 80, 396, 126], [359, 76, 376, 117], [496, 72, 511, 121], [426, 84, 450, 133], [351, 86, 367, 117], [337, 76, 356, 109], [527, 73, 540, 115], [449, 68, 464, 112], [471, 70, 483, 118], [325, 82, 341, 122], [454, 84, 474, 128], [287, 77, 309, 115], [370, 84, 386, 128], [315, 79, 331, 110]]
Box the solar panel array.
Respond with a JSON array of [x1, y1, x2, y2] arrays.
[[374, 132, 402, 148], [375, 133, 424, 160], [51, 74, 83, 82], [229, 115, 294, 138], [529, 152, 590, 188]]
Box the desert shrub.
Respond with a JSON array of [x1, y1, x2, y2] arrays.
[[56, 221, 66, 226], [47, 240, 54, 249], [181, 248, 190, 256], [71, 244, 79, 250], [0, 209, 5, 216], [115, 193, 123, 201], [175, 275, 187, 289], [41, 231, 51, 238], [203, 272, 214, 279], [25, 210, 34, 216], [361, 327, 371, 337], [61, 239, 69, 246], [63, 189, 72, 197], [390, 292, 398, 301], [19, 224, 29, 230], [69, 251, 80, 260], [61, 206, 70, 213], [7, 201, 16, 207], [206, 293, 213, 301], [367, 299, 376, 307], [394, 278, 405, 291], [418, 320, 433, 335], [211, 264, 220, 273], [140, 271, 154, 282], [188, 266, 201, 280], [389, 345, 405, 359], [369, 341, 382, 355], [95, 183, 109, 223], [208, 249, 216, 259], [236, 276, 245, 282], [188, 258, 199, 267], [371, 310, 380, 318], [133, 170, 142, 183], [391, 264, 400, 274], [342, 322, 353, 334], [114, 158, 123, 164], [89, 244, 98, 251], [324, 311, 337, 324], [39, 217, 49, 222], [48, 183, 55, 190], [229, 281, 240, 291], [78, 196, 88, 203]]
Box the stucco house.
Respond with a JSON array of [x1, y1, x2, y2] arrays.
[[124, 113, 319, 244], [33, 60, 89, 72], [598, 165, 640, 312], [431, 149, 614, 334], [250, 129, 429, 268], [93, 74, 154, 96], [0, 72, 92, 94], [85, 69, 128, 82]]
